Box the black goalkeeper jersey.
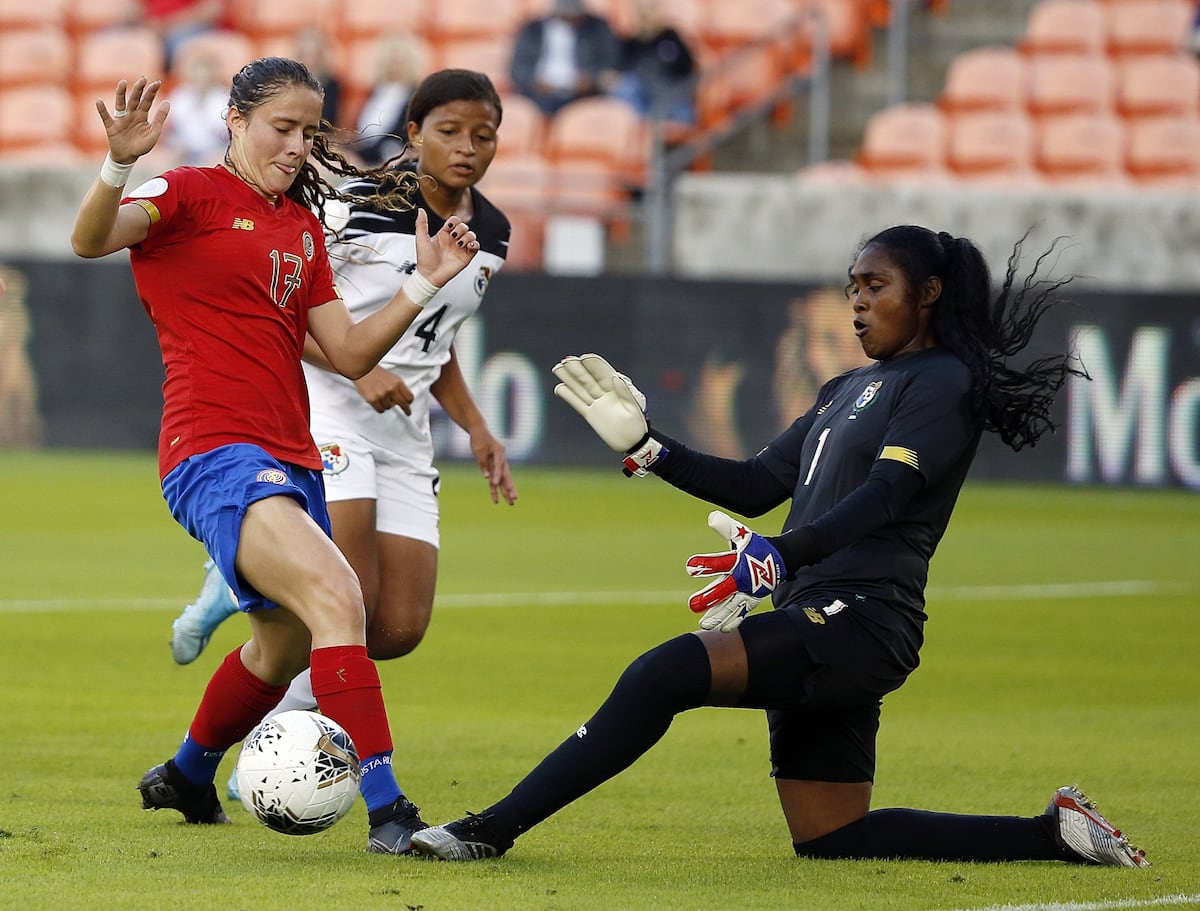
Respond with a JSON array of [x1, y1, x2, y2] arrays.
[[655, 347, 982, 662]]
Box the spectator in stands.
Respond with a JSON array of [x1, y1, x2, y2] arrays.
[[291, 25, 343, 130], [611, 0, 697, 124], [140, 0, 227, 70], [160, 49, 229, 166], [353, 34, 424, 167], [509, 0, 620, 116]]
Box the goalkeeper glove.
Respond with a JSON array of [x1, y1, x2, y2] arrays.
[[552, 353, 668, 476], [686, 511, 786, 632]]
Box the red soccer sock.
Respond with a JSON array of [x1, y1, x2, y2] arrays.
[[309, 644, 394, 759], [188, 647, 289, 750]]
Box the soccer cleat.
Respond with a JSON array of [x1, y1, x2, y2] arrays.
[[1048, 785, 1150, 867], [366, 796, 430, 855], [409, 812, 514, 861], [226, 766, 240, 803], [138, 760, 231, 824], [170, 559, 239, 665]]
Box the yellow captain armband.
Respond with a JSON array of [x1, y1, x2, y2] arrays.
[[132, 198, 162, 223], [879, 445, 920, 470]]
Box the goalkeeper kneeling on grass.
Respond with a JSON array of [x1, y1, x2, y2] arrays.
[[412, 224, 1151, 868]]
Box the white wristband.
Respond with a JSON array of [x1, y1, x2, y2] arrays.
[[99, 153, 135, 188], [402, 270, 440, 308]]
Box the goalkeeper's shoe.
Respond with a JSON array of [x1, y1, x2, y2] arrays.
[[366, 796, 430, 855], [1047, 785, 1150, 867], [410, 812, 514, 861], [170, 559, 239, 665], [138, 760, 231, 825]]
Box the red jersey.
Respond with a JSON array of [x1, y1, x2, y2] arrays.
[[124, 166, 339, 478]]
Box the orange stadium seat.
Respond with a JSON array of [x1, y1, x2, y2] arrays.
[[1036, 111, 1128, 185], [228, 0, 334, 43], [800, 0, 874, 70], [695, 43, 787, 132], [74, 91, 115, 155], [1019, 0, 1108, 56], [432, 37, 516, 94], [499, 208, 546, 272], [63, 0, 133, 38], [938, 46, 1029, 113], [0, 0, 67, 31], [946, 109, 1039, 182], [477, 150, 553, 210], [1105, 0, 1193, 56], [170, 30, 257, 86], [337, 0, 428, 43], [855, 102, 948, 178], [1124, 114, 1200, 184], [1116, 53, 1200, 119], [545, 95, 649, 173], [426, 0, 521, 44], [0, 28, 72, 89], [0, 85, 74, 150], [696, 0, 795, 56], [493, 93, 547, 160], [794, 157, 871, 184], [73, 26, 166, 96], [1026, 53, 1116, 117]]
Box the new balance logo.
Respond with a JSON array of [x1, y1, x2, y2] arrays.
[[576, 725, 588, 739], [231, 218, 255, 231]]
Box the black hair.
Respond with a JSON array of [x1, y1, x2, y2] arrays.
[[858, 224, 1087, 451], [224, 57, 419, 224], [405, 68, 504, 130]]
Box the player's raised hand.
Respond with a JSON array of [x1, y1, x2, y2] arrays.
[[414, 210, 479, 288], [97, 76, 169, 162], [552, 353, 648, 452], [686, 511, 785, 632]]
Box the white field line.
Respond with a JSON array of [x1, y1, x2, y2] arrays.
[[940, 894, 1200, 911], [0, 579, 1192, 614]]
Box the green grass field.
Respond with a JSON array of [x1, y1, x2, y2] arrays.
[[1, 451, 1197, 911]]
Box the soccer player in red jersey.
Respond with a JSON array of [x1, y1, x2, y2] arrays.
[[71, 58, 479, 854]]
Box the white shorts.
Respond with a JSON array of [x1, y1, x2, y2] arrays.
[[308, 370, 440, 548]]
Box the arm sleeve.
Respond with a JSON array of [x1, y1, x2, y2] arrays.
[[766, 458, 925, 574], [647, 429, 793, 518]]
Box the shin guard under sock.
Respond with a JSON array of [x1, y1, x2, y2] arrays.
[[486, 634, 712, 838]]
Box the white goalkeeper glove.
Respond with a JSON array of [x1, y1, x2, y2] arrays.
[[552, 353, 668, 476], [685, 511, 785, 632]]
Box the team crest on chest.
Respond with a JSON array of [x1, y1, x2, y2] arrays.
[[320, 442, 349, 476], [852, 381, 883, 416]]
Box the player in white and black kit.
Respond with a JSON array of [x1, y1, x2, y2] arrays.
[[168, 70, 517, 848], [413, 225, 1151, 868]]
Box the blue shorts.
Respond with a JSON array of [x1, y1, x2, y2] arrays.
[[162, 443, 330, 612]]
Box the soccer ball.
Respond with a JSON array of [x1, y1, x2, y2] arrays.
[[236, 710, 361, 835]]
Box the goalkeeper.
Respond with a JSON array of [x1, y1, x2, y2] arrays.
[[413, 225, 1150, 868]]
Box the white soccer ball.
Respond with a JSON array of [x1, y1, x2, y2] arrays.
[[236, 709, 361, 836]]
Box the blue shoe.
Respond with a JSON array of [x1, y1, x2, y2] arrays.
[[226, 766, 240, 803], [170, 560, 239, 665]]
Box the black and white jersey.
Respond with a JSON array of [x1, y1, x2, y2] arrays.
[[324, 165, 509, 378]]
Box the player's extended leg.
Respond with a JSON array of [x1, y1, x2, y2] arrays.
[[785, 779, 1149, 866], [170, 558, 240, 664], [411, 627, 749, 860]]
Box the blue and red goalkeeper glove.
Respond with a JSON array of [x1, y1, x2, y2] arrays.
[[685, 511, 786, 632]]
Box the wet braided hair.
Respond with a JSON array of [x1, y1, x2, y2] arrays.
[[224, 57, 419, 225]]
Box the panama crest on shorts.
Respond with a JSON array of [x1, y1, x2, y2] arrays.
[[256, 468, 289, 484], [320, 442, 350, 476]]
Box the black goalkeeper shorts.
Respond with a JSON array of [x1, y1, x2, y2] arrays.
[[735, 595, 916, 783]]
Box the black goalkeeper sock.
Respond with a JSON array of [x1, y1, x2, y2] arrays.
[[794, 807, 1066, 862], [484, 633, 712, 839]]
